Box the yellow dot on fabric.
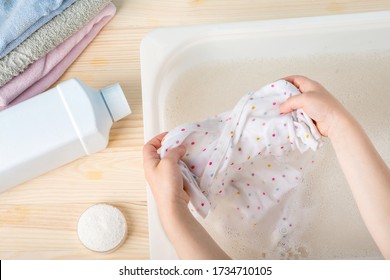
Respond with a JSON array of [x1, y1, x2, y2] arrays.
[[251, 106, 256, 110], [236, 191, 240, 195], [287, 135, 290, 140], [256, 137, 260, 141], [248, 155, 251, 160], [230, 131, 234, 134], [267, 164, 271, 168], [306, 134, 309, 139]]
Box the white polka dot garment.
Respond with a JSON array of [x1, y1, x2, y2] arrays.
[[160, 80, 322, 219]]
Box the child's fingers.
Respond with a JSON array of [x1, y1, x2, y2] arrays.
[[143, 132, 168, 169], [283, 75, 313, 92], [181, 187, 191, 204], [163, 145, 186, 163], [279, 94, 305, 114]]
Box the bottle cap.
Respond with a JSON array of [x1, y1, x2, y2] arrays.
[[100, 83, 131, 122]]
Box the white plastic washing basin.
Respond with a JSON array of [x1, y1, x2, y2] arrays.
[[141, 11, 390, 259]]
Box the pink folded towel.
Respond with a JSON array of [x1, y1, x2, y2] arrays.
[[0, 2, 116, 109]]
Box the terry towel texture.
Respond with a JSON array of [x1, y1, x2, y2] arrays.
[[0, 3, 116, 108], [160, 80, 322, 219], [0, 0, 77, 59], [0, 0, 111, 87]]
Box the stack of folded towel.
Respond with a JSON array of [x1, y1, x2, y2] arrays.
[[0, 0, 116, 110]]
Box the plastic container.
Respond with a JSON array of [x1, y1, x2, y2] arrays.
[[0, 78, 131, 192], [141, 11, 390, 259]]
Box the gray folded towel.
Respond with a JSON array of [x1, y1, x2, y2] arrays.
[[0, 0, 111, 87]]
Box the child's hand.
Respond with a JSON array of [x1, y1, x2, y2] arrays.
[[143, 132, 190, 219], [281, 75, 390, 258], [143, 132, 231, 259], [279, 75, 350, 138]]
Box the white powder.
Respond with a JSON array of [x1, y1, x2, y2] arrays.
[[77, 204, 127, 253]]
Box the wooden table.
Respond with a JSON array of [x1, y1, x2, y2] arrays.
[[0, 0, 389, 260]]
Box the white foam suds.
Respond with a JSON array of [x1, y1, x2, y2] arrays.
[[163, 51, 390, 259]]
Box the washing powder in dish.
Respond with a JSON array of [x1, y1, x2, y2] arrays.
[[78, 204, 128, 253]]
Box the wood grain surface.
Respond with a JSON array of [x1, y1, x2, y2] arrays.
[[0, 0, 389, 259]]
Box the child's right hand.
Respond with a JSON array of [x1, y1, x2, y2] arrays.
[[279, 75, 351, 138], [281, 75, 390, 259]]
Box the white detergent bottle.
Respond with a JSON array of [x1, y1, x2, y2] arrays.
[[0, 78, 131, 192]]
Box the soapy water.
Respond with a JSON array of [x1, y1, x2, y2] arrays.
[[162, 51, 390, 259]]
